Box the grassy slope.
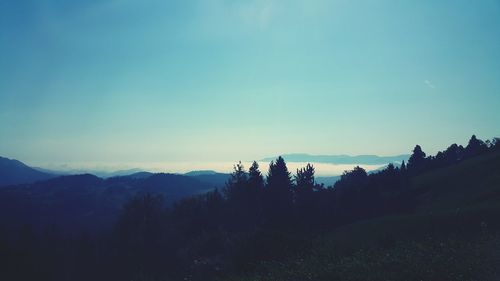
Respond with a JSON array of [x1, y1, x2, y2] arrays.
[[328, 150, 500, 248], [413, 150, 500, 213], [221, 151, 500, 281]]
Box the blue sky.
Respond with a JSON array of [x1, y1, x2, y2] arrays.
[[1, 0, 499, 168]]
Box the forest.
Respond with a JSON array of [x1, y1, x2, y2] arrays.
[[1, 135, 499, 281]]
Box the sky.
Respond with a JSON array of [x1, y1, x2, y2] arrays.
[[1, 0, 500, 172]]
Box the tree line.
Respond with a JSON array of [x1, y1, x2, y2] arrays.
[[0, 135, 498, 281]]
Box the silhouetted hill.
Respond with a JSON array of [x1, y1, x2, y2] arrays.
[[1, 136, 498, 280], [0, 156, 55, 186], [95, 168, 146, 178], [184, 170, 218, 176], [125, 171, 154, 179], [410, 150, 500, 213], [32, 166, 69, 176], [316, 175, 341, 186], [262, 153, 409, 165], [185, 170, 230, 187], [0, 172, 215, 233], [223, 150, 500, 281], [139, 173, 215, 199]]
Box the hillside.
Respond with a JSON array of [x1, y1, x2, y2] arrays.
[[1, 139, 498, 281], [411, 150, 500, 213], [185, 170, 230, 187], [222, 151, 500, 281], [0, 173, 216, 233], [0, 156, 55, 186]]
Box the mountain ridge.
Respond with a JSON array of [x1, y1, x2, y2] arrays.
[[0, 156, 55, 186], [262, 153, 409, 165]]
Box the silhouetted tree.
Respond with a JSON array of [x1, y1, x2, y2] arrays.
[[443, 143, 464, 164], [225, 162, 264, 228], [407, 145, 427, 174], [294, 164, 315, 203], [295, 164, 315, 189], [383, 163, 401, 190], [334, 166, 371, 222], [492, 138, 500, 151], [248, 161, 264, 191], [386, 163, 396, 173], [335, 166, 368, 190], [247, 161, 265, 223], [265, 157, 293, 226], [400, 160, 407, 173], [294, 163, 318, 225], [368, 163, 397, 191], [224, 162, 248, 202], [465, 135, 488, 157], [3, 134, 498, 281]]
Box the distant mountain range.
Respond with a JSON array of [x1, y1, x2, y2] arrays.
[[0, 155, 231, 187], [0, 157, 232, 233], [316, 175, 341, 186], [0, 171, 222, 234], [0, 156, 55, 186], [184, 170, 230, 187], [0, 154, 409, 233], [1, 153, 406, 191], [31, 167, 148, 178], [262, 153, 410, 165]]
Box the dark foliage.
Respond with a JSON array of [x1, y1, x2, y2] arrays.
[[0, 135, 498, 280]]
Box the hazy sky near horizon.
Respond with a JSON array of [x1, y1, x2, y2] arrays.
[[1, 0, 500, 168]]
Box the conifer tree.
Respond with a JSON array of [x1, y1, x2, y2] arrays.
[[248, 161, 264, 191], [265, 156, 293, 225], [224, 161, 247, 202]]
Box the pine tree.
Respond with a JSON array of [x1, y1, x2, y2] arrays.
[[247, 161, 265, 224], [224, 161, 247, 202], [267, 156, 293, 195], [248, 161, 264, 190], [400, 160, 406, 172], [265, 156, 293, 225]]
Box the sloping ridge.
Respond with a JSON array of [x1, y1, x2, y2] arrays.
[[237, 151, 500, 280], [411, 150, 500, 213], [0, 156, 55, 186], [325, 150, 500, 249]]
